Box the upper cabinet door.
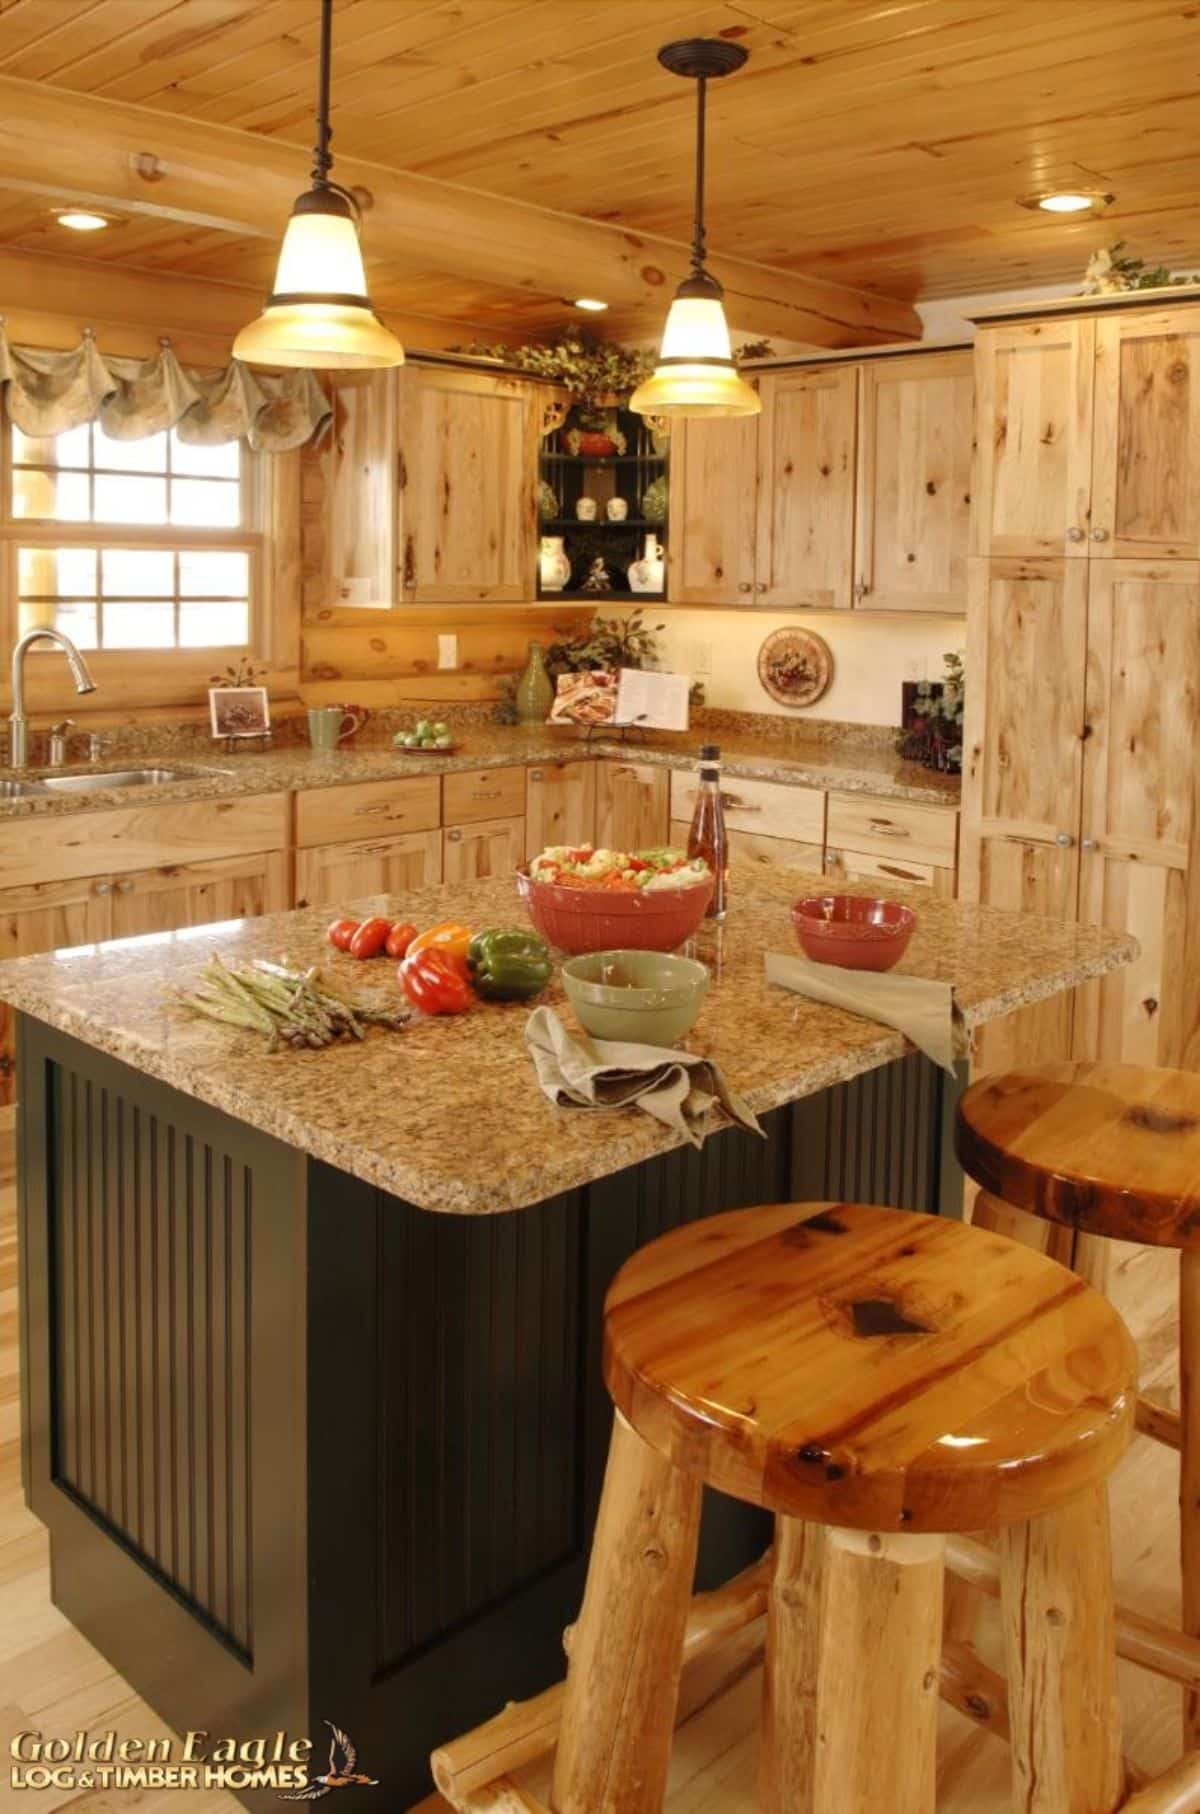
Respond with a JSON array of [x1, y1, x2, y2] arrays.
[[1091, 309, 1200, 559], [971, 318, 1095, 558], [1075, 560, 1200, 1067], [854, 352, 973, 613], [755, 366, 857, 608], [398, 366, 537, 602], [666, 410, 758, 604], [324, 373, 399, 607]]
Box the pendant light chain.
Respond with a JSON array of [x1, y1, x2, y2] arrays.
[[691, 75, 708, 279], [312, 0, 334, 190]]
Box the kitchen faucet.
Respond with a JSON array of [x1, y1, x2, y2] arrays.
[[8, 627, 97, 769]]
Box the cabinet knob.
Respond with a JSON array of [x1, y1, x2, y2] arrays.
[[1081, 836, 1099, 851], [1055, 831, 1075, 847], [853, 579, 869, 601], [1090, 528, 1110, 542], [1066, 527, 1086, 542], [447, 828, 462, 842], [116, 879, 134, 893], [528, 769, 543, 782], [738, 582, 752, 593], [92, 881, 112, 896], [754, 581, 767, 593]]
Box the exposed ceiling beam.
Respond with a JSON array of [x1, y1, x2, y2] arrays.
[[0, 75, 920, 349]]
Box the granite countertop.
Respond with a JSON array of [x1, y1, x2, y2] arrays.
[[0, 869, 1133, 1215], [0, 725, 960, 820]]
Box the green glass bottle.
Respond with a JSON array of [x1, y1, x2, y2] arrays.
[[516, 640, 554, 723]]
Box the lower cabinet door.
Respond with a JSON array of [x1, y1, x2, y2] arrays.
[[0, 875, 113, 1106], [443, 816, 525, 883], [525, 761, 596, 858], [294, 829, 442, 909], [595, 761, 670, 849], [107, 851, 291, 939]]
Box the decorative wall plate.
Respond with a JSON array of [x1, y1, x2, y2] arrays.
[[757, 627, 834, 708]]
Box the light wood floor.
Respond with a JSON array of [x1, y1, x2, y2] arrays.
[[0, 1122, 1188, 1810]]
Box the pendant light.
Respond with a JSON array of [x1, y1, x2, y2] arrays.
[[234, 0, 403, 370], [630, 40, 760, 420]]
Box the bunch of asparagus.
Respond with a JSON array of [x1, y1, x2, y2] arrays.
[[171, 955, 412, 1051]]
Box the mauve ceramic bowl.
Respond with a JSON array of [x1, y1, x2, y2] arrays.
[[790, 894, 917, 973], [515, 867, 714, 955], [562, 950, 709, 1045]]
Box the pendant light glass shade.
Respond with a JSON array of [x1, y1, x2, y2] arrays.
[[629, 281, 760, 418], [234, 1, 403, 371], [630, 42, 759, 421]]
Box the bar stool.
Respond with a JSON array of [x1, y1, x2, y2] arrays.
[[432, 1200, 1136, 1814], [958, 1060, 1200, 1755]]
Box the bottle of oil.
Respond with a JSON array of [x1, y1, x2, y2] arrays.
[[687, 743, 728, 921]]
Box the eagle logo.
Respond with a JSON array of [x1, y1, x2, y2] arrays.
[[278, 1723, 379, 1800]]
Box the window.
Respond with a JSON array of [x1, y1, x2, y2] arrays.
[[7, 421, 256, 652]]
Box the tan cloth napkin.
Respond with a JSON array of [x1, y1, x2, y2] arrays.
[[763, 951, 962, 1075], [524, 1006, 763, 1149]]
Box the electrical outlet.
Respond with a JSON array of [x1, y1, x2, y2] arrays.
[[437, 634, 458, 671], [692, 640, 713, 676]]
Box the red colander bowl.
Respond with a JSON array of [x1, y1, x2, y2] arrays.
[[516, 867, 714, 955], [790, 894, 917, 972]]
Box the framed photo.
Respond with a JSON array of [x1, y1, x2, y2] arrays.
[[209, 685, 270, 740]]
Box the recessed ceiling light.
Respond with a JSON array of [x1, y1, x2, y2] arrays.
[[571, 297, 608, 312], [1018, 189, 1114, 216], [52, 209, 114, 232]]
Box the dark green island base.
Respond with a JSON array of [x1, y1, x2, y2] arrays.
[[17, 1015, 958, 1811]]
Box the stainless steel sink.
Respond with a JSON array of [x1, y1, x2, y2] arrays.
[[37, 767, 208, 793]]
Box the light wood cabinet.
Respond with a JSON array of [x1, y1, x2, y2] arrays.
[[398, 364, 537, 603], [669, 352, 969, 613], [855, 351, 973, 612], [107, 852, 291, 940], [443, 816, 525, 884], [0, 875, 111, 1105], [325, 374, 397, 606], [826, 792, 958, 871], [594, 761, 670, 849], [671, 821, 822, 875], [524, 761, 596, 857], [294, 830, 442, 909], [670, 770, 825, 846], [824, 847, 956, 897], [971, 316, 1095, 559], [294, 775, 440, 847], [756, 366, 857, 609], [443, 765, 526, 827], [0, 792, 289, 890], [1092, 308, 1200, 559]]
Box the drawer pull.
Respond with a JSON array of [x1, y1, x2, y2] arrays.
[[867, 818, 909, 838], [720, 792, 760, 813]]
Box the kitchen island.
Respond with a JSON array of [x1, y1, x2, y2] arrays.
[[0, 870, 1134, 1809]]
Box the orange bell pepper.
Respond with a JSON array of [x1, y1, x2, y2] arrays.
[[405, 920, 473, 978]]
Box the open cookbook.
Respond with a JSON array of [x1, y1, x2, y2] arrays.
[[549, 666, 691, 732]]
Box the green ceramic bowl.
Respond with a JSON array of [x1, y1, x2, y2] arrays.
[[561, 949, 709, 1046]]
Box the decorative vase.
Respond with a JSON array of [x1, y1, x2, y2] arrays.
[[628, 533, 665, 596], [641, 474, 668, 524], [537, 479, 559, 521], [538, 535, 570, 593], [516, 641, 555, 723]]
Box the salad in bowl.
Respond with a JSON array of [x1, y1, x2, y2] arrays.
[[518, 845, 714, 953]]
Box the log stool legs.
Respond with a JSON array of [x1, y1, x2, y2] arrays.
[[552, 1410, 702, 1814]]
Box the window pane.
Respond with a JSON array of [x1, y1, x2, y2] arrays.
[[19, 546, 97, 595], [12, 422, 92, 468], [170, 478, 240, 527], [94, 424, 168, 473], [101, 548, 174, 596], [102, 601, 174, 649], [46, 601, 98, 648], [12, 468, 89, 520], [179, 549, 249, 596], [180, 600, 249, 647], [170, 432, 240, 478], [94, 473, 168, 524]]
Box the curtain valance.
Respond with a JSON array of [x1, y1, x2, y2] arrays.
[[0, 322, 332, 452]]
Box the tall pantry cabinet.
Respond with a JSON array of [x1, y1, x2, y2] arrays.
[[961, 292, 1200, 1071]]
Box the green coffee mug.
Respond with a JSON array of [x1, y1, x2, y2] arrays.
[[308, 705, 364, 751]]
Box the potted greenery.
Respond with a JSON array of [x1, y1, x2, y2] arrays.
[[495, 608, 704, 723], [897, 651, 965, 772]]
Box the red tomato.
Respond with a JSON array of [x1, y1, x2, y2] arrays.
[[348, 916, 393, 960], [385, 920, 419, 960], [326, 917, 360, 952]]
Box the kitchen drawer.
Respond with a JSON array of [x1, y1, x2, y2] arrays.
[[0, 792, 289, 890], [825, 793, 958, 868], [443, 764, 526, 826], [670, 770, 825, 845], [294, 775, 440, 847], [825, 846, 956, 898], [670, 821, 823, 875]]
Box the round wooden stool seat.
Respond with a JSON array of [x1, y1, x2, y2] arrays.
[[603, 1199, 1136, 1534], [958, 1060, 1200, 1248]]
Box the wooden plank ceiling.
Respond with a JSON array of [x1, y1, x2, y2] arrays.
[[0, 0, 1197, 342]]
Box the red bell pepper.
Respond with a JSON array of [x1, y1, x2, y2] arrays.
[[399, 946, 473, 1015]]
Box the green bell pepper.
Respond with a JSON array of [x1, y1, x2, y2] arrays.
[[467, 927, 553, 1002]]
